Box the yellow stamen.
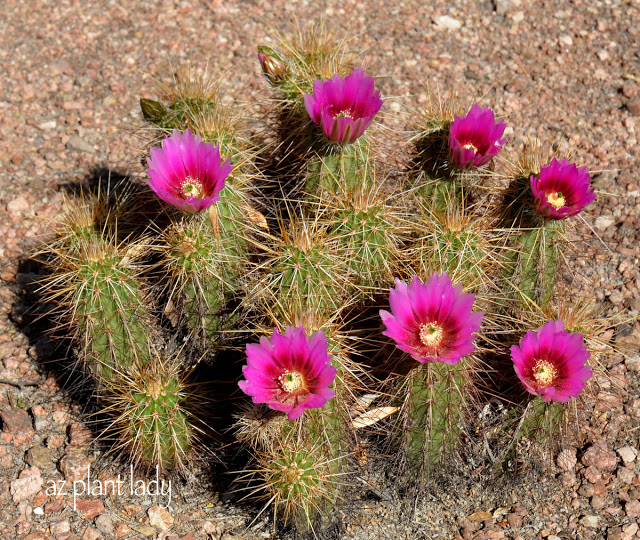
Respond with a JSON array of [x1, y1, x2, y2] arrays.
[[463, 143, 478, 154], [334, 109, 353, 119], [279, 370, 305, 393], [180, 176, 205, 199], [419, 322, 443, 348], [532, 359, 557, 387], [546, 191, 566, 210]]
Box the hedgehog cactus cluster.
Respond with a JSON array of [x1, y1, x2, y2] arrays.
[[38, 25, 609, 533]]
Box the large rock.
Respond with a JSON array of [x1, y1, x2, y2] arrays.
[[1, 409, 33, 434], [11, 466, 42, 503], [582, 443, 618, 472]]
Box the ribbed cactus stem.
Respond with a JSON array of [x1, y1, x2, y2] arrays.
[[414, 177, 465, 214], [271, 237, 343, 316], [329, 200, 396, 288], [305, 391, 347, 473], [69, 245, 150, 381], [494, 398, 565, 471], [412, 122, 466, 213], [513, 222, 560, 307], [103, 357, 197, 472], [259, 441, 332, 531], [519, 398, 564, 441], [129, 374, 192, 470], [140, 96, 216, 134], [258, 333, 349, 528], [540, 227, 559, 307], [404, 362, 466, 481], [164, 203, 246, 345], [305, 139, 371, 196]]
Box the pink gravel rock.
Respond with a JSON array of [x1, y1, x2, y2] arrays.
[[69, 498, 104, 519], [22, 532, 51, 540], [557, 448, 577, 471], [25, 446, 57, 472], [627, 98, 640, 116], [148, 505, 174, 531], [11, 467, 42, 503], [123, 503, 141, 516], [582, 443, 618, 472], [1, 408, 33, 433], [506, 513, 523, 528], [618, 467, 635, 485], [114, 522, 132, 539], [625, 399, 640, 420], [95, 513, 114, 536], [59, 453, 91, 483], [578, 482, 595, 497], [50, 519, 70, 536], [81, 527, 100, 540], [6, 196, 31, 215], [625, 500, 640, 518], [579, 515, 600, 529], [617, 446, 638, 463], [582, 466, 603, 484]]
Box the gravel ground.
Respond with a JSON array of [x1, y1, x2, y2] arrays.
[[1, 1, 640, 539]]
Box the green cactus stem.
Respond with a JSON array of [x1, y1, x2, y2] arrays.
[[400, 361, 468, 483], [414, 201, 495, 291], [305, 138, 372, 196], [255, 440, 334, 531], [103, 357, 198, 472], [162, 201, 247, 346], [262, 224, 346, 319], [495, 397, 566, 469], [331, 205, 390, 285], [508, 221, 561, 308], [41, 236, 152, 382]]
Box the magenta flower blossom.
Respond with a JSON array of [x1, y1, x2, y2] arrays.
[[238, 326, 338, 420], [146, 129, 232, 214], [304, 67, 383, 145], [448, 103, 507, 169], [379, 273, 484, 365], [531, 158, 596, 220], [511, 320, 592, 402]]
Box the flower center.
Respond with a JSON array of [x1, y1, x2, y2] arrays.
[[180, 177, 205, 199], [532, 359, 558, 387], [546, 191, 566, 210], [419, 322, 444, 348], [463, 142, 478, 154], [279, 370, 305, 393], [333, 109, 354, 119]]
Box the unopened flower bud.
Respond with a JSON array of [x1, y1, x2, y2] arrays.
[[257, 47, 288, 84]]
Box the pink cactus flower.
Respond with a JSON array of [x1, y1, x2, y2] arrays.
[[531, 158, 596, 220], [304, 67, 383, 145], [511, 320, 592, 402], [238, 326, 337, 420], [448, 103, 506, 169], [379, 273, 484, 365], [146, 129, 232, 214]]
